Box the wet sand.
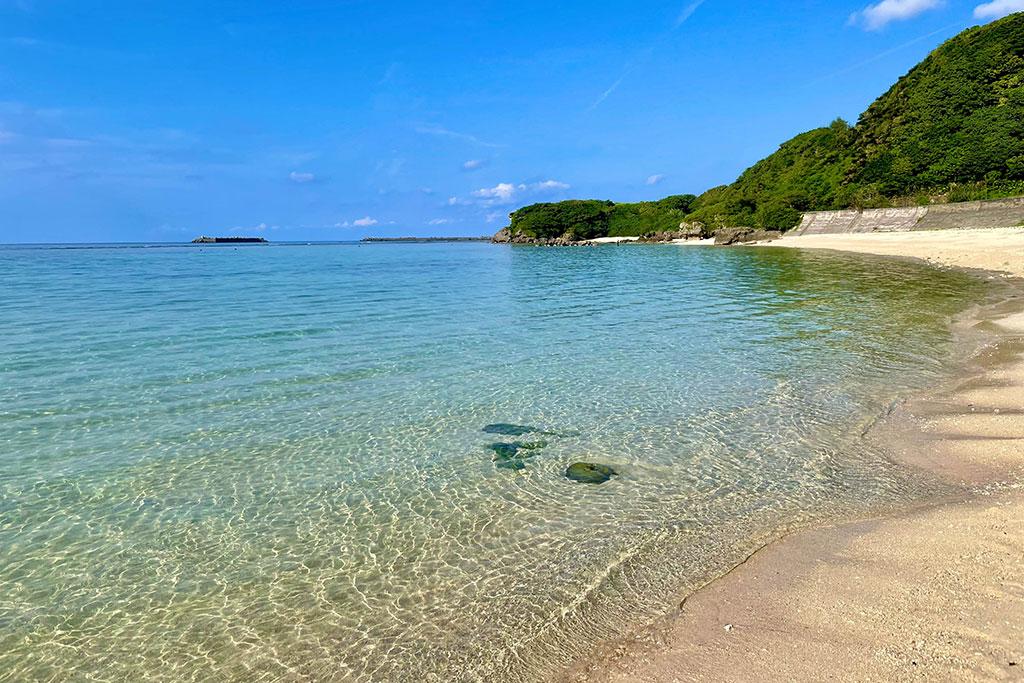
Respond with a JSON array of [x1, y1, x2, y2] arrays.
[[569, 228, 1024, 682]]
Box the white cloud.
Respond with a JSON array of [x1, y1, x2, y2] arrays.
[[973, 0, 1024, 18], [473, 182, 518, 203], [289, 171, 315, 183], [373, 157, 406, 178], [429, 218, 452, 225], [849, 0, 944, 30], [462, 159, 484, 170], [335, 216, 379, 228], [529, 180, 570, 191], [646, 174, 666, 186], [469, 180, 571, 207]]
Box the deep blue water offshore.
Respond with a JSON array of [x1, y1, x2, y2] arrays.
[[0, 242, 985, 681]]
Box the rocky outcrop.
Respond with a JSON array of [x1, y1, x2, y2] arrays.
[[634, 225, 707, 243], [679, 221, 706, 239], [490, 231, 597, 246], [714, 228, 782, 245], [492, 228, 512, 243]]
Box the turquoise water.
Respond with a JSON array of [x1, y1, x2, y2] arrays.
[[0, 243, 984, 682]]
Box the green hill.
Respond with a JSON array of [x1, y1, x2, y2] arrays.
[[506, 13, 1024, 240]]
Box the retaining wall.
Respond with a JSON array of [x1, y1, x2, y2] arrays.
[[790, 197, 1024, 236]]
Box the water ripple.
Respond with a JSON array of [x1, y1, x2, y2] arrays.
[[0, 242, 985, 681]]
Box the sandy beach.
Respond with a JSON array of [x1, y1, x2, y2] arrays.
[[571, 227, 1024, 682]]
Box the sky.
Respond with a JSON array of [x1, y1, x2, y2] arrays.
[[0, 0, 1022, 243]]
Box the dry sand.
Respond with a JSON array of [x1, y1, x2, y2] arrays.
[[767, 227, 1024, 275], [570, 227, 1024, 683], [588, 237, 641, 244]]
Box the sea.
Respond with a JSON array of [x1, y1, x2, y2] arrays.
[[0, 241, 987, 681]]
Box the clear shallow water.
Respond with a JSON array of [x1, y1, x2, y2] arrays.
[[0, 243, 985, 682]]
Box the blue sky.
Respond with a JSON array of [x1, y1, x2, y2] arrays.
[[1, 0, 1021, 243]]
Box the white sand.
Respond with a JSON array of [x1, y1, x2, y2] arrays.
[[588, 237, 640, 244], [671, 237, 716, 246]]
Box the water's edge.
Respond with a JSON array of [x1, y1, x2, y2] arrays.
[[559, 258, 1024, 683]]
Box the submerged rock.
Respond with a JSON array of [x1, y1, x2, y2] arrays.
[[483, 423, 546, 437], [494, 457, 528, 471], [488, 440, 549, 470], [565, 462, 618, 484], [488, 443, 522, 459]]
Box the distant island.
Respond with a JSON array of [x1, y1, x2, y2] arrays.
[[361, 236, 491, 243], [499, 13, 1024, 243], [192, 236, 269, 244]]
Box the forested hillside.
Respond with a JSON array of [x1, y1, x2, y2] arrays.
[[506, 13, 1024, 240]]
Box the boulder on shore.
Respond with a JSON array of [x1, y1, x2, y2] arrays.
[[713, 228, 782, 245]]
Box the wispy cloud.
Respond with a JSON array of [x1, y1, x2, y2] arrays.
[[414, 124, 504, 149], [378, 61, 401, 85], [646, 174, 666, 186], [288, 171, 315, 183], [429, 218, 453, 225], [462, 159, 484, 171], [808, 21, 963, 84], [590, 1, 707, 111], [973, 0, 1024, 18], [848, 0, 944, 30], [674, 0, 707, 28], [589, 73, 630, 111]]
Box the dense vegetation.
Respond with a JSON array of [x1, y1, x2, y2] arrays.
[[508, 195, 696, 240], [507, 13, 1024, 239]]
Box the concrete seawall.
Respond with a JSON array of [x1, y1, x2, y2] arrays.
[[790, 197, 1024, 236]]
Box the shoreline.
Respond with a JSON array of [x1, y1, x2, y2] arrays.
[[568, 228, 1024, 682]]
